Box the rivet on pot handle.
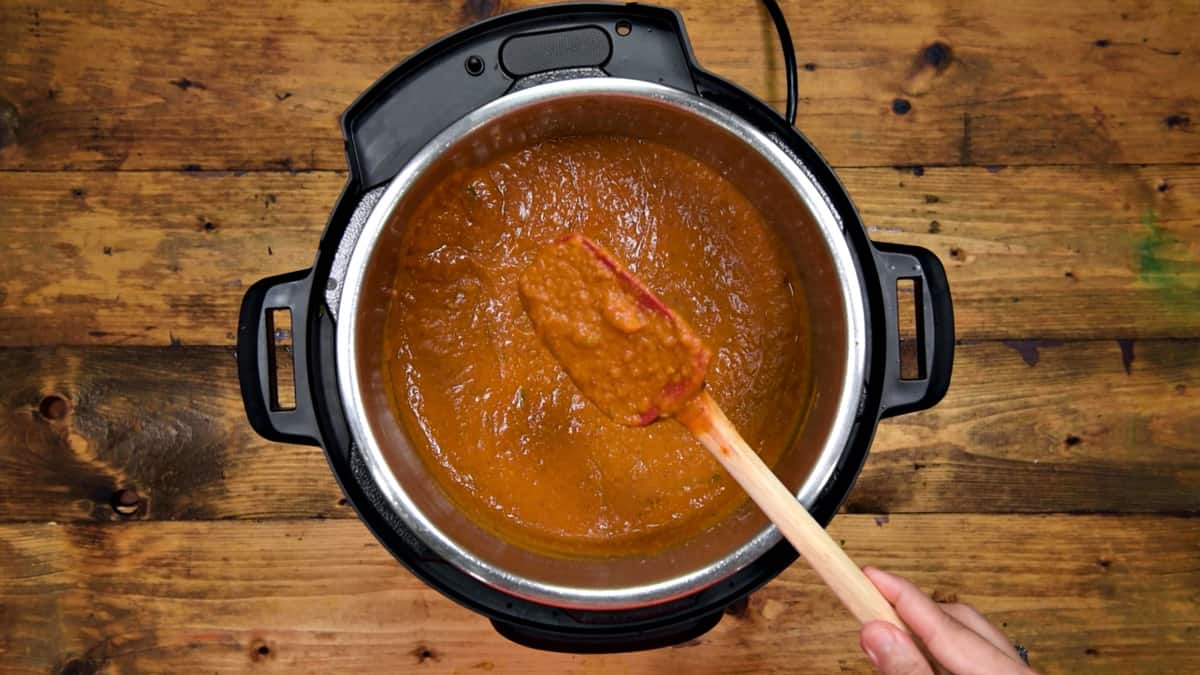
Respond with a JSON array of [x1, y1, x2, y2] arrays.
[[237, 269, 322, 445], [872, 243, 955, 418]]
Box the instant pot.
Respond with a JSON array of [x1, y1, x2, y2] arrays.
[[238, 2, 953, 652]]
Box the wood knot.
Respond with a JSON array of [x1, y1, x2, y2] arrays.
[[169, 77, 207, 91], [411, 645, 439, 663], [892, 98, 912, 115], [39, 394, 70, 421], [111, 487, 144, 518], [57, 658, 98, 675], [920, 42, 953, 71], [250, 639, 273, 661], [1165, 114, 1191, 130]]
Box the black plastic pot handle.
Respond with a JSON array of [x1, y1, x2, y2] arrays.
[[490, 610, 723, 653], [873, 243, 955, 418], [237, 269, 322, 446]]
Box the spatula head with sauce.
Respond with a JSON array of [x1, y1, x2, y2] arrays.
[[518, 234, 713, 426]]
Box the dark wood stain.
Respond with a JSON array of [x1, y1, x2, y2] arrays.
[[56, 658, 98, 675], [0, 97, 18, 150], [1164, 114, 1190, 130], [1118, 339, 1136, 374], [1001, 339, 1064, 367], [931, 589, 959, 603], [459, 0, 499, 24], [959, 112, 973, 164], [0, 348, 233, 522], [169, 78, 207, 91]]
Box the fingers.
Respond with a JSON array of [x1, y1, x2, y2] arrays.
[[863, 567, 1034, 675], [940, 603, 1024, 663], [861, 621, 935, 675]]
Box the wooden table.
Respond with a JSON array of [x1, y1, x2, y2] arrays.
[[2, 1, 1197, 672]]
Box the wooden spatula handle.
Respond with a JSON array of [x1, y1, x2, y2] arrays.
[[680, 391, 906, 630]]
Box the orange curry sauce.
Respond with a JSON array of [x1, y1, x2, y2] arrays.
[[383, 136, 810, 557]]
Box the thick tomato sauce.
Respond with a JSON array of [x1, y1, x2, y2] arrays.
[[383, 136, 810, 557]]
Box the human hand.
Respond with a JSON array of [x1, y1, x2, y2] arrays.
[[859, 567, 1037, 675]]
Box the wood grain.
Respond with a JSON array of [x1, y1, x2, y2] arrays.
[[1, 515, 1195, 674], [0, 1, 1197, 171], [2, 2, 1199, 672], [1, 340, 1194, 524], [2, 165, 1198, 347]]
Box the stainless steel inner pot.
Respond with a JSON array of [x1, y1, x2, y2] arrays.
[[336, 78, 867, 610]]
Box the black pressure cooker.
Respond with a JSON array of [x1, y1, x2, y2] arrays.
[[238, 2, 953, 652]]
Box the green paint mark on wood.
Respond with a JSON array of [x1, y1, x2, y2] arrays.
[[1136, 210, 1168, 283], [1134, 209, 1200, 317]]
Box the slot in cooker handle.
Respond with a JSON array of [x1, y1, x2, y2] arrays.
[[490, 610, 724, 653], [872, 243, 955, 418], [237, 269, 322, 446]]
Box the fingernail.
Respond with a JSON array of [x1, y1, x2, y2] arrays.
[[873, 625, 898, 654], [862, 623, 897, 667], [863, 643, 880, 667]]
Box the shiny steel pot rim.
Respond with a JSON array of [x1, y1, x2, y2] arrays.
[[336, 78, 868, 608]]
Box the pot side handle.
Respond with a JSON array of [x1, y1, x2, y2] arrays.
[[490, 609, 724, 653], [872, 243, 955, 418], [237, 269, 322, 446]]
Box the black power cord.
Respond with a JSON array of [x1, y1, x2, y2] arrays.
[[760, 0, 798, 125]]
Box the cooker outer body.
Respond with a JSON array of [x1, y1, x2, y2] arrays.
[[235, 2, 953, 653]]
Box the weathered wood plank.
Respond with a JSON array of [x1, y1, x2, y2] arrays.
[[0, 0, 1197, 170], [2, 165, 1198, 347], [0, 347, 346, 523], [1, 340, 1195, 523], [858, 339, 1200, 515], [1, 515, 1195, 674], [0, 170, 335, 347]]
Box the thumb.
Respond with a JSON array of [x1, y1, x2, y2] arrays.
[[861, 621, 935, 675]]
